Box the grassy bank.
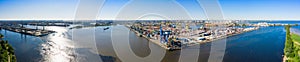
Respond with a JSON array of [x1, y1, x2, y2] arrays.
[[291, 34, 300, 43], [0, 34, 17, 62], [284, 25, 300, 62]]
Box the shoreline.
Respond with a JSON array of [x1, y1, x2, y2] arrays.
[[0, 26, 55, 37], [126, 25, 169, 49], [283, 26, 300, 62], [126, 25, 259, 50]]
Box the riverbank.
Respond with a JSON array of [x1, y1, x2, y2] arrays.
[[0, 26, 55, 37], [126, 25, 169, 49], [0, 34, 17, 62], [283, 25, 300, 62], [189, 27, 259, 45], [126, 25, 259, 50], [0, 21, 296, 62]]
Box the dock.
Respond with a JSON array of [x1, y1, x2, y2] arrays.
[[0, 26, 55, 37], [126, 25, 260, 50], [126, 25, 170, 50]]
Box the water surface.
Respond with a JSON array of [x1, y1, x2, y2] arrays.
[[2, 21, 300, 62]]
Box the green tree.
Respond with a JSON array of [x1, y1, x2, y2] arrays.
[[0, 34, 17, 62]]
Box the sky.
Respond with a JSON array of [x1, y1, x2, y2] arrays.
[[0, 0, 299, 20]]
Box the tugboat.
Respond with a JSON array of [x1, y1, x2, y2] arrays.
[[103, 27, 109, 30]]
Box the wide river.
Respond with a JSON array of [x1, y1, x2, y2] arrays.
[[1, 21, 300, 62]]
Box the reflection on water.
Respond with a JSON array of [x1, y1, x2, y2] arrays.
[[39, 26, 75, 62], [2, 24, 299, 62], [0, 25, 76, 62], [72, 26, 102, 62], [94, 25, 286, 62], [223, 26, 286, 62], [0, 29, 43, 62]]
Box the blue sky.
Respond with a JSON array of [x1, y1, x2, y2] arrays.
[[0, 0, 299, 20]]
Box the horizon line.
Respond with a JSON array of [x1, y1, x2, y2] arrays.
[[0, 19, 300, 21]]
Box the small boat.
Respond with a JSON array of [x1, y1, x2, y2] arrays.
[[139, 34, 143, 37], [198, 37, 206, 40], [168, 46, 181, 51], [103, 27, 109, 30]]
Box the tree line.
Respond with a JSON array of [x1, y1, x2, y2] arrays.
[[284, 25, 300, 62]]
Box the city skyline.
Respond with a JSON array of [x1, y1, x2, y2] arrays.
[[0, 0, 300, 20]]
